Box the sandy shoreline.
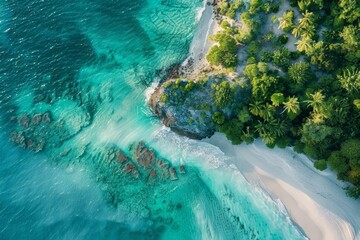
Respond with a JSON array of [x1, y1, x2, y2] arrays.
[[186, 2, 216, 65], [181, 1, 220, 77], [204, 133, 360, 240]]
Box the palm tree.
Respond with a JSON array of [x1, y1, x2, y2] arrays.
[[249, 102, 262, 116], [283, 97, 300, 114], [298, 0, 311, 12], [260, 104, 275, 121], [339, 0, 359, 23], [255, 121, 276, 145], [269, 119, 288, 137], [255, 121, 267, 135], [224, 52, 237, 68], [278, 11, 294, 30], [298, 11, 315, 29], [337, 67, 360, 94], [311, 112, 326, 124], [301, 25, 316, 39], [305, 91, 325, 112], [262, 132, 276, 145], [292, 23, 315, 39], [292, 25, 303, 38], [296, 35, 314, 53], [242, 126, 255, 143], [340, 26, 359, 50]]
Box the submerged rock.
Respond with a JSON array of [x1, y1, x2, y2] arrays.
[[18, 114, 30, 128], [10, 131, 26, 148], [163, 168, 170, 179], [179, 165, 185, 174], [31, 114, 43, 126], [76, 145, 87, 158], [117, 151, 128, 163], [10, 110, 70, 152], [124, 162, 139, 178], [149, 169, 157, 179], [169, 167, 178, 181], [26, 138, 45, 153], [157, 159, 170, 174], [42, 111, 52, 124], [147, 169, 157, 185], [134, 142, 155, 168]]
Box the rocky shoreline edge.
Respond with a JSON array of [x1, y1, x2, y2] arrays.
[[149, 74, 248, 140]]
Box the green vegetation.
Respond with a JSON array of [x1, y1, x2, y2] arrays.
[[212, 111, 226, 125], [329, 139, 360, 196], [211, 81, 236, 109], [288, 62, 313, 84], [219, 0, 244, 19], [272, 47, 291, 67], [207, 33, 238, 69], [278, 10, 295, 32], [277, 34, 289, 44], [205, 0, 360, 197]]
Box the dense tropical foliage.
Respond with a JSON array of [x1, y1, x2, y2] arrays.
[[206, 0, 360, 197]]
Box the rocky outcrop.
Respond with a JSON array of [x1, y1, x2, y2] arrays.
[[169, 167, 178, 181], [10, 112, 56, 152], [131, 142, 180, 184], [134, 141, 156, 168], [117, 151, 128, 163], [150, 79, 214, 139], [103, 142, 185, 186], [179, 165, 185, 174], [149, 76, 245, 139], [9, 109, 90, 153]]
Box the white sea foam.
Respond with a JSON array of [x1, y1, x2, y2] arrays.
[[195, 1, 207, 22], [194, 203, 217, 240], [144, 81, 159, 103], [150, 128, 305, 239]]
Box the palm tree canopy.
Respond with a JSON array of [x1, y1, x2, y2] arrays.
[[278, 10, 294, 30], [306, 91, 325, 111], [296, 36, 314, 53], [337, 67, 360, 93], [283, 97, 300, 114]]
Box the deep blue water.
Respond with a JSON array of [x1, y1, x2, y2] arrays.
[[0, 1, 305, 239]]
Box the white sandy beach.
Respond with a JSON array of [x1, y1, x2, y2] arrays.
[[204, 133, 360, 240], [181, 1, 220, 76], [188, 3, 217, 65]]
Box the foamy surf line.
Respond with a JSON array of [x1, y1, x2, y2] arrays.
[[204, 133, 360, 240], [151, 128, 306, 239]]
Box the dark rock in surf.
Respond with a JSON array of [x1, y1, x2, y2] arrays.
[[179, 165, 185, 174], [42, 111, 52, 123], [134, 141, 155, 168], [169, 167, 178, 181], [117, 151, 128, 163], [19, 114, 30, 128], [31, 114, 43, 126]]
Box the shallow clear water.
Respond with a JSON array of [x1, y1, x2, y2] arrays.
[[0, 0, 305, 239]]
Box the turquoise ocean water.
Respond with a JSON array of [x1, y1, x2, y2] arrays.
[[0, 0, 305, 239]]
